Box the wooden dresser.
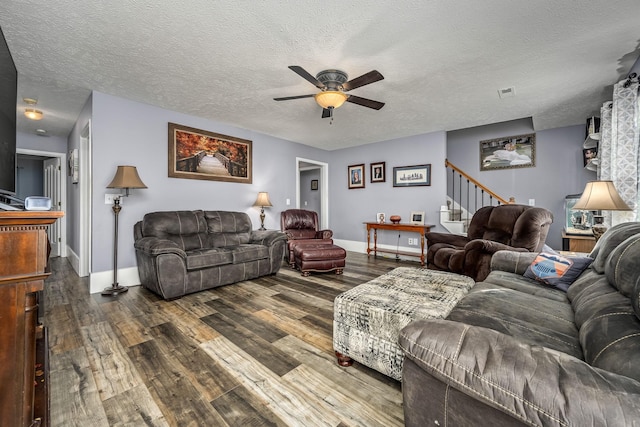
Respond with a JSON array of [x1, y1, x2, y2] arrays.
[[0, 211, 63, 427]]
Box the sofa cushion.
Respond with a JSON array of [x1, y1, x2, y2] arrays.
[[523, 252, 593, 291], [231, 244, 269, 264], [480, 271, 569, 302], [205, 211, 252, 247], [142, 210, 208, 251], [605, 233, 640, 298], [286, 229, 317, 240], [590, 222, 640, 273], [185, 248, 233, 270], [447, 286, 582, 359]]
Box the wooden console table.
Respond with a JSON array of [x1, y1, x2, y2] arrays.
[[364, 222, 434, 266], [0, 210, 63, 427]]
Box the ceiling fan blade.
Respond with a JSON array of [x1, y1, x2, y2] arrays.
[[289, 66, 325, 89], [321, 108, 331, 118], [342, 70, 384, 91], [273, 94, 315, 101], [347, 95, 385, 110]]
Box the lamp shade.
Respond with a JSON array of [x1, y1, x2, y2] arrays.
[[253, 192, 272, 207], [573, 181, 631, 211], [107, 166, 148, 189], [314, 91, 348, 109]]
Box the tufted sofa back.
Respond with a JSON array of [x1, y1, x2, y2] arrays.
[[280, 209, 319, 240], [466, 204, 553, 252], [141, 210, 208, 251], [205, 211, 252, 247], [139, 210, 254, 250], [567, 222, 640, 382]]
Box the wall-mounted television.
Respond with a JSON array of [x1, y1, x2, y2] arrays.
[[0, 25, 17, 201]]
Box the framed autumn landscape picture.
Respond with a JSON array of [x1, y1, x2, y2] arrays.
[[168, 122, 252, 184]]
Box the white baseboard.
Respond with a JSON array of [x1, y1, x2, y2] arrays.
[[90, 267, 141, 294], [66, 245, 81, 276]]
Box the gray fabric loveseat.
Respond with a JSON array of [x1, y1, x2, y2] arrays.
[[400, 222, 640, 426], [134, 210, 287, 299]]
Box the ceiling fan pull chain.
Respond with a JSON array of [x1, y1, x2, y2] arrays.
[[330, 106, 334, 125]]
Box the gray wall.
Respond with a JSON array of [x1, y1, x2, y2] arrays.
[[446, 118, 594, 249], [17, 131, 68, 153], [329, 131, 447, 247], [300, 168, 321, 222], [16, 156, 43, 199], [67, 89, 595, 275], [87, 91, 329, 273]]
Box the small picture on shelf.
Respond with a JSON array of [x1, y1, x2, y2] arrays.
[[377, 212, 385, 223]]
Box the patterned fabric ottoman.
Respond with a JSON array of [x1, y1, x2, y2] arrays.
[[333, 267, 475, 380]]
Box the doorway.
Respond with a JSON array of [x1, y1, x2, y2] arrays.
[[296, 157, 329, 229], [16, 148, 67, 258]]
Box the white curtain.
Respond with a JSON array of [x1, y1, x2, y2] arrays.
[[597, 77, 640, 224]]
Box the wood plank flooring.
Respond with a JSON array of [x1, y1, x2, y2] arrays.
[[44, 252, 415, 426]]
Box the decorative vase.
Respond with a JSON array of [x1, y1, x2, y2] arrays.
[[390, 215, 401, 224]]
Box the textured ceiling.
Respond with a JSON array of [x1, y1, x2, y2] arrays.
[[1, 0, 639, 150]]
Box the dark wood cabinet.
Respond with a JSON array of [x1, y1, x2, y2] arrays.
[[0, 211, 63, 427]]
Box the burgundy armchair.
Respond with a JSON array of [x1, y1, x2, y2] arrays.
[[280, 209, 333, 266], [426, 204, 553, 282]]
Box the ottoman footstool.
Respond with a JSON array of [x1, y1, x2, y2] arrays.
[[293, 243, 346, 276], [333, 267, 475, 380]]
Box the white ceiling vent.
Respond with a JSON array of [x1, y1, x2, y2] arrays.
[[498, 86, 516, 98]]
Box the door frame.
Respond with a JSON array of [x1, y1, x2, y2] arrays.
[[296, 157, 329, 229], [78, 121, 92, 277], [16, 148, 67, 257]]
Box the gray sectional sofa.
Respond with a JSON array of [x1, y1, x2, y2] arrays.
[[134, 210, 287, 299], [400, 222, 640, 426]]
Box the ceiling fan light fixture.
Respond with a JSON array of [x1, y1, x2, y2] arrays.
[[24, 108, 43, 120], [314, 91, 347, 109]]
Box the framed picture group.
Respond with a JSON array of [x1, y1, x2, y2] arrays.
[[348, 162, 431, 189]]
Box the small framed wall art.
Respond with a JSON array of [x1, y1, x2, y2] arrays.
[[348, 164, 365, 189], [370, 161, 386, 183], [410, 211, 425, 225], [393, 164, 431, 187], [311, 179, 318, 190]]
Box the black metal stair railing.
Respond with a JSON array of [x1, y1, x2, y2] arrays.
[[445, 159, 514, 221]]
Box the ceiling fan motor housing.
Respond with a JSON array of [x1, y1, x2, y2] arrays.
[[316, 69, 348, 91]]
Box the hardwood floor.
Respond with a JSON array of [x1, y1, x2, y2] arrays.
[[44, 252, 415, 426]]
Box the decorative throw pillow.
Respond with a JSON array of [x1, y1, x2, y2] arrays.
[[524, 252, 593, 291]]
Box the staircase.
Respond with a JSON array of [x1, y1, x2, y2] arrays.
[[441, 159, 514, 234]]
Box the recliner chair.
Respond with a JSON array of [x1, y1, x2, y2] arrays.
[[280, 209, 333, 266], [425, 204, 553, 282]]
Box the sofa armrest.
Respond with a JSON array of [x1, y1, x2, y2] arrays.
[[425, 231, 470, 247], [250, 230, 288, 246], [464, 239, 529, 255], [134, 237, 186, 258], [489, 250, 538, 275], [399, 319, 640, 426], [316, 229, 333, 239]]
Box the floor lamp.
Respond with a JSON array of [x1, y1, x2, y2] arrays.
[[104, 165, 147, 296], [573, 180, 631, 241]]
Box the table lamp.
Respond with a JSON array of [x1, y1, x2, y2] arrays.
[[253, 192, 272, 230], [572, 180, 631, 240]]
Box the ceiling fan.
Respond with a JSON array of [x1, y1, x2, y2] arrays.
[[274, 66, 385, 120]]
